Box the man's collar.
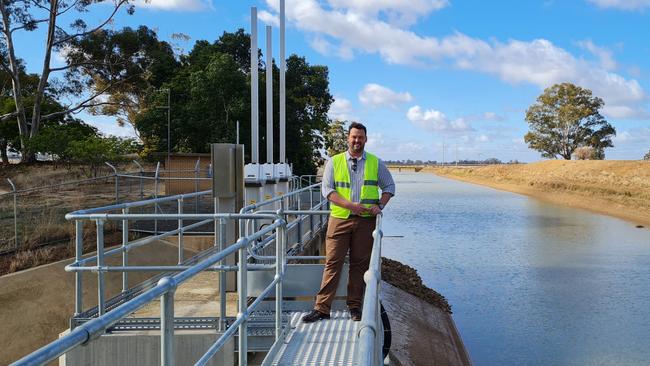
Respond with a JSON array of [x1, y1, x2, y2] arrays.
[[345, 150, 366, 161]]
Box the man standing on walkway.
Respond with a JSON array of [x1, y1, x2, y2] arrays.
[[302, 122, 395, 323]]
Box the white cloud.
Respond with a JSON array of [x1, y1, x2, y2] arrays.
[[136, 0, 211, 11], [329, 96, 356, 121], [613, 128, 650, 143], [259, 10, 280, 27], [587, 0, 650, 10], [476, 134, 490, 142], [262, 0, 649, 119], [482, 112, 505, 121], [326, 0, 449, 26], [358, 83, 413, 108], [577, 40, 617, 70], [406, 105, 472, 132]]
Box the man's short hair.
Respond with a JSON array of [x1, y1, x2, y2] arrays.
[[348, 122, 367, 136]]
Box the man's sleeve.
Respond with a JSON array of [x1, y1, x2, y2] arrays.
[[321, 159, 336, 199], [378, 159, 395, 196]]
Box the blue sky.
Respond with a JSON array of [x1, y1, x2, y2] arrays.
[[13, 0, 650, 161]]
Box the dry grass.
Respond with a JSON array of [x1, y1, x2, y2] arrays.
[[425, 160, 650, 225]]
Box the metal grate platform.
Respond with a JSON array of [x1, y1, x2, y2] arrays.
[[265, 310, 360, 365]]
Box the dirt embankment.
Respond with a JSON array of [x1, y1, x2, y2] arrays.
[[382, 257, 452, 314], [425, 160, 650, 227]]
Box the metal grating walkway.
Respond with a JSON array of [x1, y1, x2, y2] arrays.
[[266, 310, 360, 365]]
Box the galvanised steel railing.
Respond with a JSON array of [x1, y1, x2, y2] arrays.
[[356, 213, 385, 365], [11, 212, 287, 366]]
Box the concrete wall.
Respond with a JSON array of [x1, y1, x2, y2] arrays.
[[60, 330, 234, 366], [0, 241, 197, 365]]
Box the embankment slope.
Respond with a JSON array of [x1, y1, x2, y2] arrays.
[[425, 160, 650, 226]]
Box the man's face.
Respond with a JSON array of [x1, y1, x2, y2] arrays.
[[348, 127, 367, 154]]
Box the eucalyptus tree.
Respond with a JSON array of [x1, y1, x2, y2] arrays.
[[524, 83, 616, 160], [0, 0, 173, 161]]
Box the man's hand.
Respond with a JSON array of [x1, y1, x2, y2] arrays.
[[368, 205, 382, 216], [349, 202, 370, 216]]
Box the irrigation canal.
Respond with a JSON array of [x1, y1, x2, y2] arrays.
[[382, 172, 650, 365]]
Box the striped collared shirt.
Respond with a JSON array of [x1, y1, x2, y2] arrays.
[[321, 150, 395, 202]]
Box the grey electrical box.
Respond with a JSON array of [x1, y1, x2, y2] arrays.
[[211, 144, 244, 198]]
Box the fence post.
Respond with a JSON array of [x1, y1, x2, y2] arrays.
[[133, 160, 144, 199], [105, 162, 119, 204], [122, 208, 129, 293], [6, 179, 18, 250]]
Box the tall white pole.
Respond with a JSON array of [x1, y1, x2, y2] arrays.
[[279, 0, 286, 163], [251, 7, 259, 164], [266, 26, 273, 164]]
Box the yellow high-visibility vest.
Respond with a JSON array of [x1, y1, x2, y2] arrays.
[[330, 152, 380, 219]]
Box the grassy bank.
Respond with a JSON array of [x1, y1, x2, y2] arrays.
[[425, 160, 650, 226]]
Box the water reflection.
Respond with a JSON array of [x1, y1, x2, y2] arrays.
[[382, 172, 650, 366]]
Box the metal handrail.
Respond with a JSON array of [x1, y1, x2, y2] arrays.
[[356, 213, 384, 365], [11, 213, 287, 366]]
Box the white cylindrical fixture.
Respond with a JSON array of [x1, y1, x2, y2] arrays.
[[251, 7, 259, 164], [279, 0, 286, 163], [266, 25, 273, 164]]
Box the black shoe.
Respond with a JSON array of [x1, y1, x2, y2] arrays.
[[302, 310, 330, 323], [349, 308, 362, 321]]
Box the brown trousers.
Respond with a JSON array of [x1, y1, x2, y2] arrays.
[[314, 215, 376, 314]]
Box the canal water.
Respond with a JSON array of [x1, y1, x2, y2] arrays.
[[381, 172, 650, 366]]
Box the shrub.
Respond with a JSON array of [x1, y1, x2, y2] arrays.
[[573, 146, 595, 160], [644, 150, 650, 160]]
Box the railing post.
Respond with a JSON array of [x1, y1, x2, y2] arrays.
[[177, 198, 184, 264], [74, 220, 84, 316], [154, 162, 161, 236], [219, 218, 227, 331], [7, 179, 18, 250], [195, 158, 200, 213], [159, 277, 176, 366], [122, 208, 129, 293], [96, 219, 106, 316], [275, 214, 285, 341], [238, 236, 248, 366]]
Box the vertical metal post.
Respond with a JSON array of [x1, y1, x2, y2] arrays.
[[122, 208, 129, 293], [96, 219, 106, 316], [219, 218, 227, 331], [133, 160, 144, 199], [74, 220, 83, 316], [105, 162, 119, 204], [266, 25, 273, 164], [251, 7, 259, 164], [238, 236, 248, 366], [154, 162, 160, 236], [177, 198, 184, 264], [194, 158, 200, 213], [7, 179, 18, 249], [236, 120, 240, 145], [167, 89, 171, 162], [275, 215, 284, 340], [279, 0, 286, 163], [160, 278, 176, 366]]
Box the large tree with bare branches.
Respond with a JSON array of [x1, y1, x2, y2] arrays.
[[0, 0, 156, 161]]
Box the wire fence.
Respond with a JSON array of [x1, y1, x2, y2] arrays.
[[0, 160, 211, 255]]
